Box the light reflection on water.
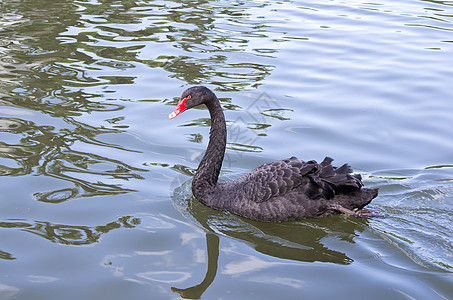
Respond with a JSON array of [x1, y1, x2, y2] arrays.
[[1, 0, 453, 299]]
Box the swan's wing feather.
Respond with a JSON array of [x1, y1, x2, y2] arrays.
[[239, 156, 363, 203], [240, 157, 317, 203]]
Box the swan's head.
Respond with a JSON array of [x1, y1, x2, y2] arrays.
[[169, 86, 216, 119]]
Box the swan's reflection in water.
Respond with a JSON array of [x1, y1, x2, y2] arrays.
[[170, 178, 370, 298], [171, 233, 219, 299], [1, 178, 370, 299]]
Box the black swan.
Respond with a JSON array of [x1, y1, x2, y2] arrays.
[[169, 86, 380, 222]]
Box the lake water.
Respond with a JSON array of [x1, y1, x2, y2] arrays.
[[1, 0, 452, 299]]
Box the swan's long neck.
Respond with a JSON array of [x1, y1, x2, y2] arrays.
[[192, 98, 226, 203]]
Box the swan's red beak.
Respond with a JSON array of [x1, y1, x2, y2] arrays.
[[168, 97, 188, 119]]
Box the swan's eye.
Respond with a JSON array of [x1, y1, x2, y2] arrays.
[[187, 95, 192, 99]]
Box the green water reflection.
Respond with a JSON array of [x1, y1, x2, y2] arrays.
[[1, 0, 151, 202], [0, 215, 140, 245]]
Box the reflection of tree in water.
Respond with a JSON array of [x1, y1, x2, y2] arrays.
[[0, 2, 149, 202], [0, 113, 146, 201], [0, 215, 140, 246], [0, 249, 16, 261], [1, 0, 278, 93], [57, 0, 275, 91], [1, 0, 283, 203]]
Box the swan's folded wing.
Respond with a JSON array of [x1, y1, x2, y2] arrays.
[[240, 157, 319, 203]]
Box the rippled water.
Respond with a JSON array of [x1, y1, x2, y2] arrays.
[[1, 0, 452, 299]]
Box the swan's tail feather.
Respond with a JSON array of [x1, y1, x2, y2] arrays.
[[318, 157, 379, 209]]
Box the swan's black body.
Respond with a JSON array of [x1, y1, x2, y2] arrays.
[[169, 86, 379, 222]]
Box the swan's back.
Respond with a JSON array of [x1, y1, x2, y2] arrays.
[[211, 157, 378, 222]]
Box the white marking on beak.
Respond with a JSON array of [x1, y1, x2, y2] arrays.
[[168, 111, 177, 119]]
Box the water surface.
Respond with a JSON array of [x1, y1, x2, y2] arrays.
[[1, 0, 452, 299]]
